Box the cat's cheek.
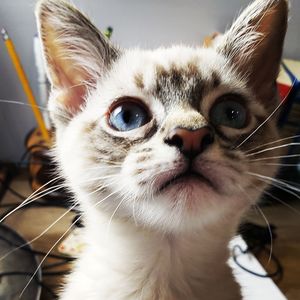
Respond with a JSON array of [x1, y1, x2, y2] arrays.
[[120, 144, 179, 195]]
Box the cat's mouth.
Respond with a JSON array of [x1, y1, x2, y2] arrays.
[[159, 170, 213, 192]]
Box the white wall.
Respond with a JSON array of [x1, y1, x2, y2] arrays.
[[1, 0, 299, 161]]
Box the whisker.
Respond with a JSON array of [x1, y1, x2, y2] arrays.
[[0, 183, 66, 223], [246, 143, 300, 157], [235, 99, 285, 149], [249, 154, 300, 162], [19, 217, 78, 298], [83, 174, 119, 183], [83, 165, 121, 171], [105, 195, 127, 241], [96, 159, 123, 166], [245, 134, 300, 154], [257, 163, 300, 167], [255, 205, 273, 264], [92, 181, 124, 206], [0, 172, 120, 223], [247, 171, 300, 194], [0, 203, 77, 263], [17, 178, 118, 297], [0, 99, 50, 111], [132, 196, 138, 226], [263, 190, 300, 216], [277, 177, 300, 188], [237, 184, 273, 264], [247, 173, 300, 206], [249, 183, 300, 216]]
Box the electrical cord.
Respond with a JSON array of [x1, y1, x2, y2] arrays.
[[0, 178, 27, 201], [234, 222, 284, 280], [0, 271, 59, 299], [0, 223, 75, 299], [0, 136, 75, 299], [232, 245, 283, 279]]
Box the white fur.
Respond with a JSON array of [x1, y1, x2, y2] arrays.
[[52, 47, 276, 300], [36, 0, 287, 299]]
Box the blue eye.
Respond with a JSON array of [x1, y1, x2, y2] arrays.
[[109, 100, 150, 131], [210, 96, 248, 129]]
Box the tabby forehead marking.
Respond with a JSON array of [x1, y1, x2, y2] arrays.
[[211, 71, 221, 88], [153, 63, 219, 111], [134, 73, 144, 89]]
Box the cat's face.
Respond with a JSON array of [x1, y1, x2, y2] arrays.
[[37, 0, 288, 232]]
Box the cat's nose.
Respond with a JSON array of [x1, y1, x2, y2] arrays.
[[165, 127, 214, 159]]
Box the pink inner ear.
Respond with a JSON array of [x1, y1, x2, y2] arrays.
[[64, 85, 87, 114], [52, 61, 88, 114]]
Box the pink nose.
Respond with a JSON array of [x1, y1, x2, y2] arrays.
[[165, 127, 214, 158]]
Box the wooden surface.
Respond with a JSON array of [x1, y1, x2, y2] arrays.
[[1, 172, 300, 299]]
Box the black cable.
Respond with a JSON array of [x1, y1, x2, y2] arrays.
[[232, 244, 283, 279], [0, 271, 39, 277], [0, 271, 59, 299], [235, 222, 284, 280], [0, 178, 27, 200], [0, 136, 70, 299], [0, 226, 74, 299]]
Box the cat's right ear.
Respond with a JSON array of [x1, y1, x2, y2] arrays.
[[215, 0, 288, 105], [35, 0, 120, 124]]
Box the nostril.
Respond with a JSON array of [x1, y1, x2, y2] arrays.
[[165, 127, 214, 158], [165, 134, 183, 149], [201, 133, 214, 152]]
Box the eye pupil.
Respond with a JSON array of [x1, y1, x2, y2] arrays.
[[109, 99, 150, 131], [123, 110, 132, 123], [226, 108, 239, 120], [210, 96, 248, 129]]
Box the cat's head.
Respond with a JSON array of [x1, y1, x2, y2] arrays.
[[36, 0, 288, 232]]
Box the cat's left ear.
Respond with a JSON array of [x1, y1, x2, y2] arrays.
[[35, 0, 120, 120], [216, 0, 288, 103]]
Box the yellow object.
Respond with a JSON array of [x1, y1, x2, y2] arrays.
[[1, 28, 50, 143], [203, 32, 221, 48]]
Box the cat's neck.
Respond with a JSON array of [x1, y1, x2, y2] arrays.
[[77, 206, 242, 300]]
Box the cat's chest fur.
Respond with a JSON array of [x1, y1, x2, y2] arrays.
[[59, 209, 241, 300]]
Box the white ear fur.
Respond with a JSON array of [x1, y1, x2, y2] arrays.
[[216, 0, 288, 103], [35, 0, 120, 117]]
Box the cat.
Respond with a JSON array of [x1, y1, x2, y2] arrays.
[[35, 0, 288, 299]]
